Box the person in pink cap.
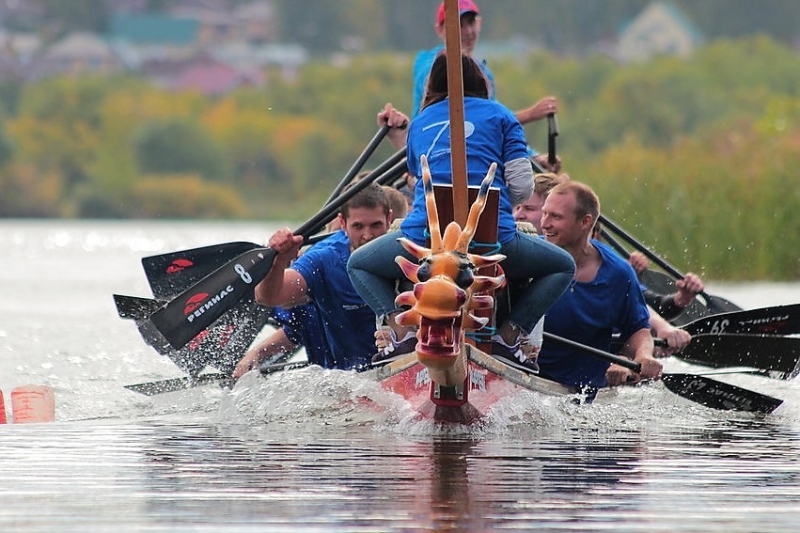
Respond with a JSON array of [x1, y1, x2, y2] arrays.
[[406, 0, 560, 171]]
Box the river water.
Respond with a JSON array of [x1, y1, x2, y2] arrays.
[[2, 219, 800, 532]]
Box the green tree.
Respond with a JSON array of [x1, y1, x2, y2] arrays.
[[128, 174, 248, 219], [7, 77, 112, 193], [133, 118, 230, 182]]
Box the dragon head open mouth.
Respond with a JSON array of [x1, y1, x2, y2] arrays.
[[393, 156, 505, 367]]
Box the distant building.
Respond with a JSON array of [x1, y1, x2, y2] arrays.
[[109, 13, 200, 63], [171, 54, 264, 96], [29, 32, 125, 79], [1, 1, 298, 93], [169, 6, 237, 46], [616, 1, 703, 62], [232, 1, 276, 44]]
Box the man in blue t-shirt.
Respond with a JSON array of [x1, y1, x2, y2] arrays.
[[536, 181, 663, 389], [254, 182, 394, 371]]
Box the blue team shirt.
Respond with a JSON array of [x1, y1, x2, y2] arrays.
[[400, 96, 529, 246], [290, 230, 375, 370], [537, 240, 651, 388], [270, 304, 333, 368]]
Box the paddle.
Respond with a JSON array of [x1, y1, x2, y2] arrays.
[[598, 214, 742, 315], [124, 359, 309, 396], [324, 124, 390, 204], [543, 331, 783, 413], [115, 293, 274, 376], [679, 303, 800, 337], [124, 372, 233, 396], [140, 151, 408, 301], [143, 241, 261, 301], [601, 227, 800, 375], [140, 133, 404, 299], [143, 155, 405, 351], [142, 232, 346, 302], [672, 333, 800, 378], [599, 226, 739, 324], [547, 112, 558, 167]]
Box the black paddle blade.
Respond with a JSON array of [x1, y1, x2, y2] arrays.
[[676, 334, 800, 377], [126, 360, 310, 396], [114, 294, 162, 320], [126, 297, 272, 377], [661, 373, 783, 413], [142, 241, 261, 300], [124, 372, 232, 396], [147, 247, 277, 350], [681, 303, 800, 337]]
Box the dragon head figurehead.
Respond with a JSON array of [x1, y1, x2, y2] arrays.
[[394, 155, 506, 375]]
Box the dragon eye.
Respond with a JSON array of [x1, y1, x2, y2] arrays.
[[454, 265, 475, 289], [416, 259, 432, 282]]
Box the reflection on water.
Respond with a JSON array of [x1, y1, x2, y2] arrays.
[[3, 420, 800, 532], [2, 219, 800, 532]]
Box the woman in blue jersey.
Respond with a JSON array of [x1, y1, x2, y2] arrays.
[[348, 54, 575, 372]]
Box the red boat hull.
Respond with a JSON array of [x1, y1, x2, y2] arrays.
[[374, 346, 573, 423]]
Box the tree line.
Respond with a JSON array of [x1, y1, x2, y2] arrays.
[[0, 36, 798, 281]]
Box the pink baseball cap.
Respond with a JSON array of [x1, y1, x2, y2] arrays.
[[436, 0, 480, 27]]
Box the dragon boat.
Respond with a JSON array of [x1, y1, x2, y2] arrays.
[[114, 151, 793, 416]]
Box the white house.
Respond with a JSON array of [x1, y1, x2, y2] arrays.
[[617, 1, 703, 62]]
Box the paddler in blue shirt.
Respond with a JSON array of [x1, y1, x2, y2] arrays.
[[254, 182, 394, 371], [536, 181, 663, 389]]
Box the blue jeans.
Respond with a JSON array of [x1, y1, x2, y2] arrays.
[[347, 231, 575, 334]]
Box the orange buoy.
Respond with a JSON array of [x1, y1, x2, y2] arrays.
[[0, 390, 6, 424], [11, 385, 55, 423]]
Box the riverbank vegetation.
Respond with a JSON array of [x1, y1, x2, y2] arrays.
[[0, 36, 798, 280]]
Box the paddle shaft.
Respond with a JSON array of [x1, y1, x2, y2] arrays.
[[124, 359, 307, 396], [598, 214, 720, 302], [303, 148, 406, 237], [547, 112, 558, 166], [599, 215, 673, 273], [544, 332, 641, 372], [324, 124, 391, 205]]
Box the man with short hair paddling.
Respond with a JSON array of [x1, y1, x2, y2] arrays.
[[537, 181, 663, 390], [254, 182, 395, 371]]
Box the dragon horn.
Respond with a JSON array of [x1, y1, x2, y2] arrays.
[[421, 155, 443, 253], [455, 163, 496, 253]]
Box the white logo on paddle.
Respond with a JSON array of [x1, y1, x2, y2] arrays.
[[186, 285, 234, 323]]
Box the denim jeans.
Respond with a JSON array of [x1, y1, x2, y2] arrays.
[[497, 232, 575, 332], [347, 232, 415, 321], [347, 231, 575, 334]]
